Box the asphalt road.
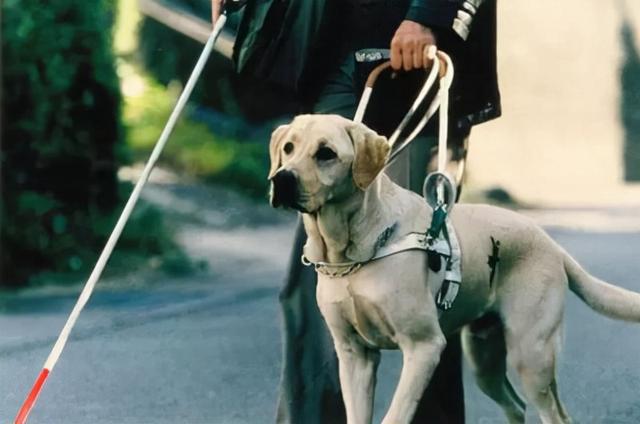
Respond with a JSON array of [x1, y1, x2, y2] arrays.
[[1, 183, 639, 423]]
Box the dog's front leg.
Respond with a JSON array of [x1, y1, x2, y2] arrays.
[[330, 328, 380, 424], [382, 335, 447, 424]]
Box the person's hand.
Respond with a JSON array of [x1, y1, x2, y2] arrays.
[[212, 0, 224, 24], [390, 20, 437, 71]]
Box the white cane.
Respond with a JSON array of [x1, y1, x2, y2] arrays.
[[14, 13, 228, 424]]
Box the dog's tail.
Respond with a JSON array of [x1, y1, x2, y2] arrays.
[[565, 253, 640, 322]]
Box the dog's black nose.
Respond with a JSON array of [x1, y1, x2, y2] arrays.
[[271, 169, 298, 208]]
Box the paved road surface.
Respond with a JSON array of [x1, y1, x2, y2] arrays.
[[1, 183, 639, 423]]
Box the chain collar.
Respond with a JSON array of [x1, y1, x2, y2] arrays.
[[301, 224, 398, 278], [301, 254, 364, 278]]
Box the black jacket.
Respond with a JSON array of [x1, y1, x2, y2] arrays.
[[420, 0, 501, 129], [234, 0, 500, 129]]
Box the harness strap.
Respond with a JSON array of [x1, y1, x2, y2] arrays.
[[302, 231, 438, 278], [302, 221, 463, 316], [303, 219, 461, 280]]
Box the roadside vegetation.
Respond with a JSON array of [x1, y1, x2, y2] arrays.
[[116, 0, 270, 198], [1, 0, 280, 287], [1, 1, 187, 287]]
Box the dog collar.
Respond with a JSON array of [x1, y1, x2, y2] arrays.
[[301, 255, 363, 278]]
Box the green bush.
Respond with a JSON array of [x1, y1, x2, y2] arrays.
[[1, 0, 131, 286]]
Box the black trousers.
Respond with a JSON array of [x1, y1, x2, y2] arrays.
[[275, 52, 467, 423]]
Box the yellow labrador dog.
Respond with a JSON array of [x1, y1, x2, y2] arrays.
[[268, 114, 640, 424]]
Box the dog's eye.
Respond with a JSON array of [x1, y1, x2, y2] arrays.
[[283, 142, 294, 155], [314, 146, 337, 161]]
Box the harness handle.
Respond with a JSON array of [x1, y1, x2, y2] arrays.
[[353, 61, 391, 123], [365, 61, 393, 89], [384, 51, 453, 169], [353, 48, 457, 211], [363, 47, 447, 89], [353, 47, 446, 124]]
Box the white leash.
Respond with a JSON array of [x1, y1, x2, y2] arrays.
[[432, 52, 455, 207], [353, 47, 458, 209], [387, 50, 441, 150], [14, 16, 227, 424], [436, 53, 454, 174], [387, 51, 454, 176]]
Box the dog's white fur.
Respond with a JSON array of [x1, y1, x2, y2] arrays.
[[268, 114, 640, 424]]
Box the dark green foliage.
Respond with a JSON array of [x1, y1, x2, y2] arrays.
[[1, 0, 126, 285]]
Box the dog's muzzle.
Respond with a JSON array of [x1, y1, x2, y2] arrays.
[[270, 169, 299, 209]]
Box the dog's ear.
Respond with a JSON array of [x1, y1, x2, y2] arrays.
[[347, 123, 390, 190], [268, 124, 289, 179]]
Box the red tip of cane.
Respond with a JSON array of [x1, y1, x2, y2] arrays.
[[15, 368, 50, 424]]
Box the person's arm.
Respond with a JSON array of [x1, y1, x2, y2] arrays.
[[390, 0, 485, 71]]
